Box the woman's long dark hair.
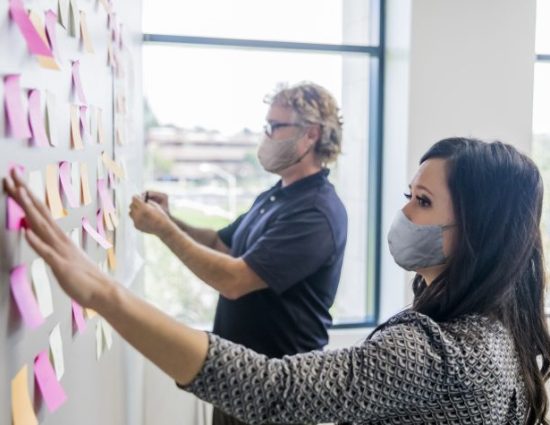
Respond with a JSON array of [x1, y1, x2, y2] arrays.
[[410, 137, 550, 424]]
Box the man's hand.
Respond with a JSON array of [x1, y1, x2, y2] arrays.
[[129, 195, 173, 237], [144, 191, 170, 214], [3, 169, 115, 309]]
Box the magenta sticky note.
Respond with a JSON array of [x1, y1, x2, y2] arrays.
[[59, 162, 79, 208], [10, 265, 45, 329], [82, 217, 112, 249], [71, 300, 86, 333], [97, 179, 115, 213], [34, 350, 67, 412], [71, 61, 87, 104], [4, 75, 32, 139], [7, 164, 26, 230], [28, 89, 49, 147], [9, 0, 53, 57], [96, 209, 106, 239], [44, 10, 60, 58]]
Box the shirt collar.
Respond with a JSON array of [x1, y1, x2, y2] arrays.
[[273, 168, 330, 196]]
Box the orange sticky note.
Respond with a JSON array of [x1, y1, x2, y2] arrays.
[[11, 365, 38, 425], [80, 163, 92, 205], [70, 105, 83, 149], [107, 245, 116, 271], [46, 164, 67, 219], [79, 11, 94, 53]]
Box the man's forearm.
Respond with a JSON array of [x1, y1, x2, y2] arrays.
[[93, 279, 209, 385], [158, 221, 240, 297], [169, 214, 228, 253]]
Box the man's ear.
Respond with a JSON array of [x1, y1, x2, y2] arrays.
[[306, 124, 321, 143]]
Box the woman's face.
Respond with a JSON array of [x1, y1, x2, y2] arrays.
[[402, 158, 456, 283]]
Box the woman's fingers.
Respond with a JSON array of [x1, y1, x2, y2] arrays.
[[25, 228, 62, 270]]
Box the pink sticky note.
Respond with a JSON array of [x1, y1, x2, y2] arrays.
[[4, 75, 32, 139], [28, 89, 49, 147], [79, 105, 88, 142], [97, 179, 115, 213], [9, 0, 53, 57], [7, 165, 26, 230], [96, 209, 106, 239], [71, 300, 86, 333], [44, 10, 60, 58], [82, 217, 112, 249], [59, 162, 79, 208], [34, 350, 67, 412], [71, 61, 86, 104], [10, 265, 45, 329]]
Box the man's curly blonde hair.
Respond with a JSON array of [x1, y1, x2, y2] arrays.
[[265, 82, 343, 164]]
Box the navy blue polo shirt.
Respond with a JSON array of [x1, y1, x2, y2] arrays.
[[213, 169, 347, 358]]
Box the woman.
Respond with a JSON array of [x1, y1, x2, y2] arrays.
[[5, 137, 550, 424]]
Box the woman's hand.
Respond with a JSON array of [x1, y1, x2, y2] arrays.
[[3, 168, 114, 309], [129, 195, 174, 237]]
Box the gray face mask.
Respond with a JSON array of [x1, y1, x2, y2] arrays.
[[387, 210, 455, 271], [257, 135, 314, 173]]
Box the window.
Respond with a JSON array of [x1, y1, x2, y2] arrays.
[[142, 0, 385, 327], [533, 0, 550, 310]]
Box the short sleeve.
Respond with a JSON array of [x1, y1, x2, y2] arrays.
[[217, 213, 247, 249], [242, 209, 335, 294]]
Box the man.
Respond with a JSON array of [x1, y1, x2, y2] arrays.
[[129, 82, 347, 425]]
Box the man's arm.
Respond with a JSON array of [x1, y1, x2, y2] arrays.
[[129, 196, 267, 299], [169, 215, 230, 254]]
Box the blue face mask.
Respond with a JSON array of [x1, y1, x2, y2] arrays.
[[387, 210, 455, 271]]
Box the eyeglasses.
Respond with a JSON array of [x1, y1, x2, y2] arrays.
[[263, 122, 304, 138]]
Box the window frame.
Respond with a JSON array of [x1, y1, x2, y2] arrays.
[[142, 0, 386, 328]]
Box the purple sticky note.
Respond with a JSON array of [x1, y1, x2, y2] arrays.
[[82, 217, 112, 249], [9, 0, 53, 57], [96, 209, 106, 239], [71, 300, 86, 333], [44, 10, 60, 58], [4, 75, 32, 139], [97, 179, 115, 213], [34, 350, 67, 412], [59, 162, 79, 208], [10, 265, 45, 329], [28, 89, 49, 147], [71, 61, 86, 104]]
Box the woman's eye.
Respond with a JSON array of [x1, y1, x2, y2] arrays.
[[416, 196, 431, 207]]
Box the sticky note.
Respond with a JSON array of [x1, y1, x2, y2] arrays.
[[102, 319, 113, 349], [45, 10, 62, 61], [86, 308, 97, 318], [11, 366, 38, 425], [101, 152, 125, 179], [59, 161, 79, 208], [79, 11, 94, 53], [71, 161, 81, 204], [57, 0, 69, 29], [107, 245, 116, 271], [28, 10, 59, 70], [79, 105, 89, 143], [71, 61, 86, 104], [34, 350, 67, 412], [4, 75, 31, 139], [68, 0, 79, 37], [82, 217, 112, 249], [49, 324, 65, 380], [97, 107, 105, 144], [28, 89, 50, 147], [45, 91, 57, 146], [96, 320, 104, 359], [71, 300, 86, 333], [97, 178, 115, 213], [10, 265, 45, 329], [70, 105, 84, 149], [80, 163, 92, 205], [97, 209, 106, 239], [28, 169, 45, 202], [70, 227, 80, 248], [31, 258, 54, 318], [46, 164, 67, 219], [9, 0, 53, 57]]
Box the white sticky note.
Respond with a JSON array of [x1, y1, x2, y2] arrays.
[[70, 228, 80, 248], [49, 324, 65, 380], [96, 320, 104, 360], [28, 170, 46, 203], [31, 258, 54, 318], [70, 162, 81, 204], [101, 318, 113, 350]]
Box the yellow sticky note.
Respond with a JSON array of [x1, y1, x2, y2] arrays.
[[86, 308, 98, 318], [101, 152, 125, 179], [46, 164, 67, 219], [28, 11, 60, 70], [104, 209, 114, 231], [70, 105, 83, 149], [79, 11, 94, 53], [80, 163, 92, 205], [107, 245, 116, 271], [11, 366, 38, 425]]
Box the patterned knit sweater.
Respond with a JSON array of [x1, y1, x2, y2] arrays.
[[181, 310, 528, 424]]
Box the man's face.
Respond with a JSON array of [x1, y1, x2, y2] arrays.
[[264, 104, 304, 141]]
